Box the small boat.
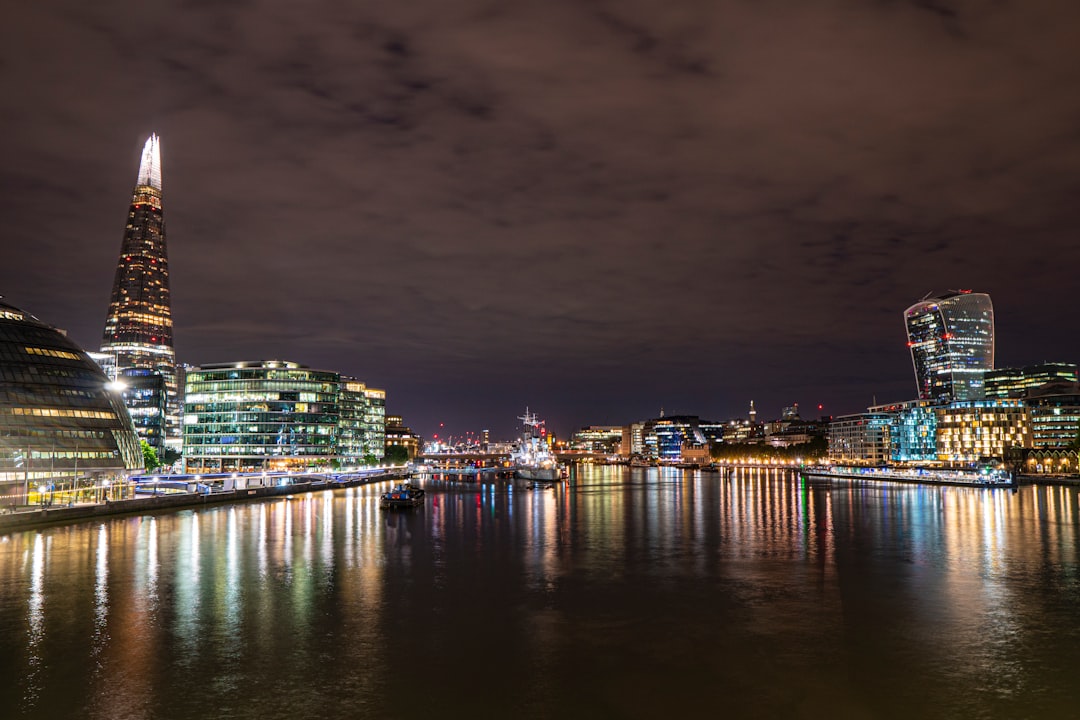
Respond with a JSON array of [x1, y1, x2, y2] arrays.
[[379, 483, 426, 509]]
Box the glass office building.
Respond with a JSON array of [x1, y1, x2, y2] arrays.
[[183, 361, 340, 472], [827, 413, 893, 465], [118, 368, 166, 453], [935, 400, 1030, 463], [183, 361, 387, 472], [0, 300, 143, 502], [870, 400, 938, 463], [338, 379, 386, 464], [984, 363, 1079, 399], [905, 291, 995, 403], [1025, 394, 1080, 450], [100, 134, 181, 451]]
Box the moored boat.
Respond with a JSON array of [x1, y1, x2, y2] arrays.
[[802, 465, 1015, 488], [511, 408, 565, 482], [379, 483, 426, 509]]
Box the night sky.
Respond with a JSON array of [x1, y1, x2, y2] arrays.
[[3, 1, 1080, 440]]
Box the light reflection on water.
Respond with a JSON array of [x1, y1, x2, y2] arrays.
[[1, 470, 1079, 719]]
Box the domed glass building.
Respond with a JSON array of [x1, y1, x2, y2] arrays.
[[0, 299, 142, 506]]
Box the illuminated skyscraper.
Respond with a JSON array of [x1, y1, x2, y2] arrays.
[[101, 134, 179, 452], [904, 291, 995, 403]]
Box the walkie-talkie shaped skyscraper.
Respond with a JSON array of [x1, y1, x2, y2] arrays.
[[904, 291, 995, 404], [101, 134, 179, 452]]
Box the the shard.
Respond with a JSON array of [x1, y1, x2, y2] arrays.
[[100, 134, 178, 453]]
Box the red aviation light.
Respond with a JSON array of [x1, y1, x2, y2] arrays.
[[907, 341, 915, 347]]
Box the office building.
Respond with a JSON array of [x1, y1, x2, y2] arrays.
[[183, 361, 386, 472], [100, 134, 180, 451], [905, 291, 995, 403], [183, 361, 340, 472], [339, 378, 386, 464], [984, 363, 1079, 399], [869, 400, 938, 463], [828, 413, 892, 465], [0, 299, 142, 502], [570, 425, 623, 454], [935, 399, 1030, 463]]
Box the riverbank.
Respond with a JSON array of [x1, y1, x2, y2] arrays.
[[0, 470, 406, 534]]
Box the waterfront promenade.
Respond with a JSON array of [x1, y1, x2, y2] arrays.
[[0, 468, 406, 534]]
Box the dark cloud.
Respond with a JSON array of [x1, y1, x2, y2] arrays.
[[2, 0, 1079, 438]]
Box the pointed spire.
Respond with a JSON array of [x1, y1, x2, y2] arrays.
[[136, 134, 162, 191]]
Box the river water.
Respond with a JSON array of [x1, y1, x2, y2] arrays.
[[1, 465, 1078, 719]]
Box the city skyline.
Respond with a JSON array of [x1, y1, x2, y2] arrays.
[[3, 3, 1080, 439]]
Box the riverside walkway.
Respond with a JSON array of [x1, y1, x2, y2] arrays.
[[0, 467, 407, 534]]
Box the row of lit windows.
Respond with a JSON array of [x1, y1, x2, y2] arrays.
[[24, 346, 82, 361], [6, 407, 117, 420], [185, 392, 335, 404], [186, 379, 337, 393]]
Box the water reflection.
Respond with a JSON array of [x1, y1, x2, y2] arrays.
[[0, 469, 1078, 718]]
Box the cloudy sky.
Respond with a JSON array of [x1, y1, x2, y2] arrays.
[[2, 1, 1079, 439]]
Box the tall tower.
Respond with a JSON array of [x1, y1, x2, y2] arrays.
[[904, 291, 994, 404], [101, 134, 179, 453]]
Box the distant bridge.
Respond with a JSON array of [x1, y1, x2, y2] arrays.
[[418, 451, 614, 464]]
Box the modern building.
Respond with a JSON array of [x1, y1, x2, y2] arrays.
[[1024, 392, 1080, 450], [870, 400, 938, 463], [642, 415, 708, 462], [0, 299, 143, 504], [363, 387, 386, 460], [905, 291, 995, 403], [984, 363, 1079, 399], [117, 368, 167, 454], [827, 413, 892, 465], [338, 378, 387, 464], [934, 399, 1031, 464], [183, 361, 387, 472], [183, 361, 340, 472], [100, 134, 181, 452], [570, 425, 623, 454]]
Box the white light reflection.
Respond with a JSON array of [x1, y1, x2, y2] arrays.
[[93, 524, 109, 653], [24, 532, 47, 706], [257, 503, 268, 578], [321, 491, 334, 571], [175, 512, 201, 657]]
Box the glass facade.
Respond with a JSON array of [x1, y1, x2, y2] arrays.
[[0, 300, 143, 502], [100, 134, 180, 452], [183, 361, 339, 472], [905, 292, 994, 403], [338, 379, 386, 464], [871, 400, 938, 463], [570, 426, 623, 453], [641, 416, 707, 462], [827, 413, 892, 465], [1025, 394, 1080, 450], [183, 362, 386, 472], [118, 368, 166, 453], [363, 388, 386, 460], [935, 400, 1030, 464], [984, 363, 1079, 399]]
